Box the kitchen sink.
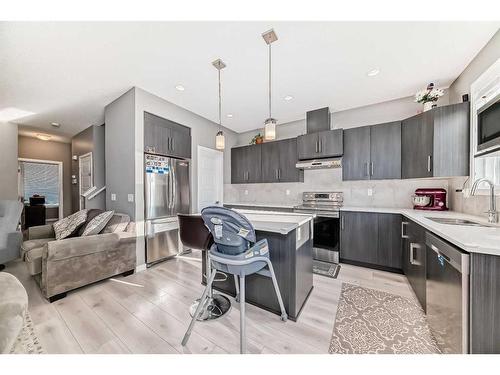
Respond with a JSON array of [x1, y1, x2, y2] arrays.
[[425, 217, 490, 227]]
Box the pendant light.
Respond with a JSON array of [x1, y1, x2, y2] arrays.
[[213, 58, 226, 150], [262, 29, 278, 141]]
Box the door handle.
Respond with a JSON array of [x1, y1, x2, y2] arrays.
[[427, 155, 432, 172], [409, 243, 421, 266], [401, 221, 409, 238]]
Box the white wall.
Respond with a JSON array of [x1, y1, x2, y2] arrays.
[[0, 122, 19, 200], [448, 29, 500, 103]]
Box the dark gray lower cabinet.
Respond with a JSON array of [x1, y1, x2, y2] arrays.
[[402, 219, 426, 310], [340, 211, 402, 271], [470, 253, 500, 353]]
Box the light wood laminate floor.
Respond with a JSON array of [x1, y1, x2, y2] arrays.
[[4, 253, 414, 354]]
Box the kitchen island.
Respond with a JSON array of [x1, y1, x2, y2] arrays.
[[202, 209, 315, 321]]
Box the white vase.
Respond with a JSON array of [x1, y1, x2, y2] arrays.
[[423, 102, 434, 112]]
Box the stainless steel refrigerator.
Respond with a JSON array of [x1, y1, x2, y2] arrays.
[[144, 153, 190, 265]]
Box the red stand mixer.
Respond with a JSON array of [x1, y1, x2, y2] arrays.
[[412, 188, 448, 211]]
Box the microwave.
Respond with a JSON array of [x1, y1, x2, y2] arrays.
[[476, 93, 500, 156]]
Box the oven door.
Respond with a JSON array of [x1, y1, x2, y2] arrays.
[[313, 216, 340, 263]]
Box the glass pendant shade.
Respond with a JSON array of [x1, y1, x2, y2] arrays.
[[264, 118, 277, 141], [215, 130, 225, 150]]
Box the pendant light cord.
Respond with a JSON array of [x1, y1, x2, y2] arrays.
[[218, 68, 222, 129], [268, 43, 272, 118]]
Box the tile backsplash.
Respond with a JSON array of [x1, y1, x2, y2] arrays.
[[448, 176, 500, 217], [224, 168, 449, 208]]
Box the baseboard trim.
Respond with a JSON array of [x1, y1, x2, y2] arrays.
[[135, 263, 147, 273]]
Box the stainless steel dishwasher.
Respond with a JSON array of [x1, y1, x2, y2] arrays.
[[425, 232, 469, 354]]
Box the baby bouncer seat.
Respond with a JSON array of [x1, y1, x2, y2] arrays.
[[181, 206, 287, 353]]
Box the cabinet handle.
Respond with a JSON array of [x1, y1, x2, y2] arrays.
[[364, 162, 369, 177], [319, 139, 322, 153], [278, 169, 281, 179], [401, 221, 409, 239], [341, 216, 345, 230], [275, 169, 278, 180], [315, 141, 319, 153], [370, 162, 374, 176], [409, 243, 421, 266], [171, 138, 174, 151], [427, 155, 432, 172]]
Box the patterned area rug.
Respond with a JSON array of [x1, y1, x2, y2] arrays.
[[329, 283, 440, 354], [9, 311, 44, 354]]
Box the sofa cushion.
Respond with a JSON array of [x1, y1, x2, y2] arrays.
[[53, 210, 87, 240], [77, 208, 104, 236], [0, 273, 28, 354], [100, 213, 130, 234], [25, 246, 44, 276], [82, 210, 114, 236], [21, 238, 52, 260]]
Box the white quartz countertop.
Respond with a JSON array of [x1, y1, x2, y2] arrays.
[[234, 209, 313, 235], [341, 206, 500, 256]]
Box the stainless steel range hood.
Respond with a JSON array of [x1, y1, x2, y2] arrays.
[[296, 158, 342, 170]]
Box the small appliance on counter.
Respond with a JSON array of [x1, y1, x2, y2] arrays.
[[412, 188, 448, 211]]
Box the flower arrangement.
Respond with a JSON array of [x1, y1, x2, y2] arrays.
[[250, 133, 264, 145], [415, 82, 444, 104]]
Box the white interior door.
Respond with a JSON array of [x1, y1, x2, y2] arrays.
[[197, 146, 223, 212], [79, 152, 93, 209]]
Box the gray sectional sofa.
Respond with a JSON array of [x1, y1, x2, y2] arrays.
[[21, 212, 137, 302]]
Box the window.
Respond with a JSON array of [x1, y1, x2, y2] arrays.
[[19, 161, 60, 206]]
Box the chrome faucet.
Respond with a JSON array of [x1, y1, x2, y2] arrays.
[[471, 178, 498, 224]]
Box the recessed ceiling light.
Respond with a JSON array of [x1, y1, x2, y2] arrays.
[[367, 68, 380, 77], [51, 122, 60, 128], [175, 84, 185, 91], [36, 134, 52, 141], [284, 95, 294, 101], [227, 114, 233, 118]]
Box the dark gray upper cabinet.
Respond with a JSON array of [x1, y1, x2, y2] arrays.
[[297, 133, 320, 160], [402, 103, 469, 179], [370, 121, 402, 180], [433, 102, 470, 177], [261, 141, 281, 183], [297, 129, 343, 160], [306, 107, 330, 133], [235, 139, 302, 184], [143, 112, 191, 159], [342, 121, 401, 181], [277, 138, 303, 183], [340, 211, 402, 271], [342, 126, 371, 180], [402, 111, 434, 179]]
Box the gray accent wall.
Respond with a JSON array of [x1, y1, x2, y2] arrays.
[[18, 135, 72, 217], [105, 87, 238, 268], [0, 122, 19, 200], [71, 125, 106, 212]]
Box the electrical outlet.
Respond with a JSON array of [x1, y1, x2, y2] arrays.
[[367, 188, 373, 196], [128, 194, 134, 202], [244, 190, 249, 196], [111, 193, 117, 201], [286, 189, 290, 196]]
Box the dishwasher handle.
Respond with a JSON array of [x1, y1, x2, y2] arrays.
[[425, 232, 469, 274]]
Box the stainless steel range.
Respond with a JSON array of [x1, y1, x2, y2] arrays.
[[294, 192, 343, 268]]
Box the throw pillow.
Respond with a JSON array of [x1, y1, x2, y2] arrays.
[[100, 213, 130, 233], [53, 210, 88, 240], [82, 210, 115, 236], [77, 208, 104, 236]]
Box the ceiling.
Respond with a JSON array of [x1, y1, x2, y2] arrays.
[[1, 21, 498, 138]]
